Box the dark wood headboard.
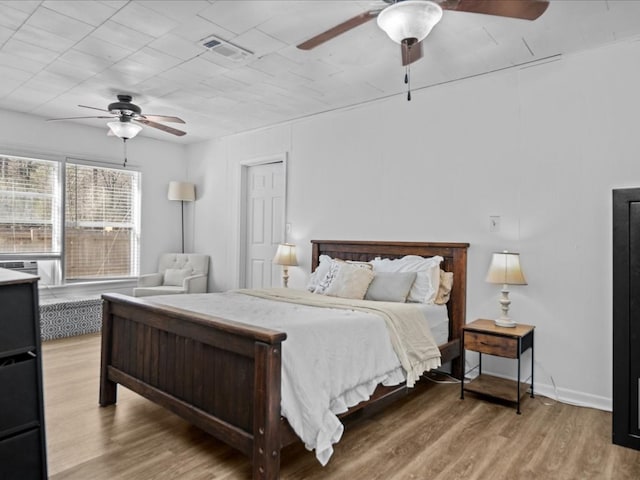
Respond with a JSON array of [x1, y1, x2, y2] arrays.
[[310, 240, 469, 346]]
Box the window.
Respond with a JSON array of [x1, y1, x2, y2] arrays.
[[65, 163, 140, 280], [0, 154, 140, 284], [0, 156, 60, 255]]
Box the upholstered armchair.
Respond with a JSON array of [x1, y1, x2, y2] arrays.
[[133, 253, 210, 297]]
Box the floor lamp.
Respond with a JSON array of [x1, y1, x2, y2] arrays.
[[168, 181, 195, 253]]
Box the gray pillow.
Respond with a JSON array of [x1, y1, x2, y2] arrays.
[[365, 271, 417, 302]]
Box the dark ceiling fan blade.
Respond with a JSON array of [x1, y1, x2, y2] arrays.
[[78, 104, 110, 113], [401, 40, 423, 66], [134, 118, 186, 136], [142, 114, 186, 124], [297, 10, 379, 50], [47, 115, 115, 121], [440, 0, 549, 20]]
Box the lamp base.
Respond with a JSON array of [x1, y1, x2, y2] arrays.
[[495, 317, 517, 328], [495, 285, 516, 327]]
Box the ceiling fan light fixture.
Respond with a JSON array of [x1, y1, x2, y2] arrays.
[[377, 0, 443, 44], [107, 121, 143, 139]]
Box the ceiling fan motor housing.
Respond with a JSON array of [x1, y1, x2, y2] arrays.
[[108, 95, 141, 117]]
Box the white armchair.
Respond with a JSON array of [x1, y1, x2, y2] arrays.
[[133, 253, 210, 297]]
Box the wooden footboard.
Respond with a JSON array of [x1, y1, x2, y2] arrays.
[[99, 293, 286, 479]]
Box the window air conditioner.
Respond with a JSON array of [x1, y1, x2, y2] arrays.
[[0, 261, 38, 276]]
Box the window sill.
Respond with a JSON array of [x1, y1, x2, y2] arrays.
[[38, 278, 136, 302]]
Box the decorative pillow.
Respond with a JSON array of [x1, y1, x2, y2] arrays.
[[346, 260, 374, 270], [365, 271, 417, 302], [311, 258, 373, 294], [324, 263, 375, 299], [313, 260, 342, 294], [307, 255, 333, 292], [163, 268, 192, 286], [370, 255, 443, 304], [435, 270, 454, 305]]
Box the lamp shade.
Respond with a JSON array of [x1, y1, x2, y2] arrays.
[[486, 251, 527, 285], [168, 181, 195, 201], [107, 121, 142, 139], [273, 243, 298, 266], [377, 0, 443, 44]]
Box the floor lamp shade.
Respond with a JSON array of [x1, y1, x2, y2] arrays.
[[168, 181, 195, 253], [168, 181, 195, 201]]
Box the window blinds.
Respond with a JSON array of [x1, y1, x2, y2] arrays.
[[0, 155, 60, 255], [0, 154, 140, 282], [65, 162, 140, 280]]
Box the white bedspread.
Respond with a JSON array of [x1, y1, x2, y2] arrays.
[[147, 289, 442, 466]]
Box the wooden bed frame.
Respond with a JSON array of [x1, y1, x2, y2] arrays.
[[99, 240, 468, 480]]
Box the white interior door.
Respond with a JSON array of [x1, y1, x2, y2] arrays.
[[243, 161, 285, 288]]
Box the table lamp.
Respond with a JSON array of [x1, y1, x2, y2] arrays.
[[485, 251, 527, 328], [273, 243, 298, 287]]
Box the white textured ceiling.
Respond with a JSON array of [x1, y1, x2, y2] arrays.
[[1, 0, 640, 144]]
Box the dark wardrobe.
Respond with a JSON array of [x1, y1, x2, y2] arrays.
[[612, 188, 640, 450]]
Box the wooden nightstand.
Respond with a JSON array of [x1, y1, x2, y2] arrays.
[[460, 319, 535, 414]]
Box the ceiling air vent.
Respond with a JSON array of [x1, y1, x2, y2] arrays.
[[201, 35, 253, 62]]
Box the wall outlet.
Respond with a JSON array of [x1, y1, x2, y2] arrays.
[[489, 216, 501, 232]]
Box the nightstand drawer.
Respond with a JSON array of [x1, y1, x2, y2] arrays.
[[465, 331, 517, 358]]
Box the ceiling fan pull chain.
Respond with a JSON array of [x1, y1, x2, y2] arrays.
[[123, 138, 128, 168], [406, 64, 411, 101]]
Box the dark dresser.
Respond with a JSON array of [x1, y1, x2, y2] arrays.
[[0, 268, 48, 478]]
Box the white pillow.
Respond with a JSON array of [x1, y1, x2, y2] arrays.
[[365, 271, 417, 302], [307, 254, 333, 292], [313, 259, 341, 294], [163, 268, 192, 286], [324, 263, 375, 299], [370, 255, 443, 303]]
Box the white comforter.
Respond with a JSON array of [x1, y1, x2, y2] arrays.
[[148, 289, 440, 465]]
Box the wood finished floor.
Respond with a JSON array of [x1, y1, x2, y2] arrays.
[[43, 334, 640, 480]]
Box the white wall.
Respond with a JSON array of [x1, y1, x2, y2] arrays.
[[0, 109, 188, 296], [187, 37, 640, 411]]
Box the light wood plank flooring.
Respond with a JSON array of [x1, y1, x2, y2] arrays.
[[42, 334, 640, 479]]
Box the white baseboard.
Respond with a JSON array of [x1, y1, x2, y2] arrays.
[[478, 370, 612, 412], [534, 382, 611, 412]]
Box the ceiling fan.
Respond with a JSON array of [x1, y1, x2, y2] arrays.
[[298, 0, 550, 67], [47, 94, 186, 138]]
